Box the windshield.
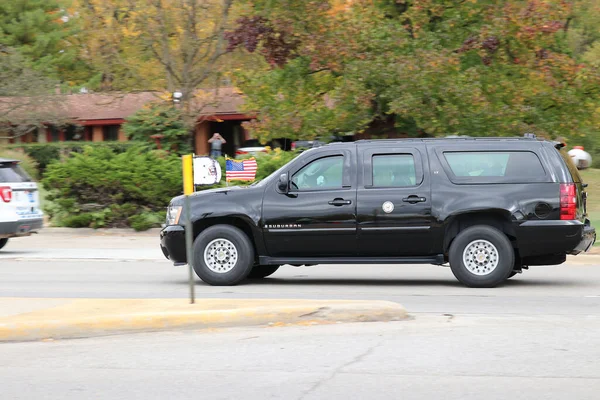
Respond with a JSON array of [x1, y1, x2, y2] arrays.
[[0, 163, 32, 183]]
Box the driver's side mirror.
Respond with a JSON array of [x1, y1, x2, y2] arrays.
[[277, 173, 289, 193]]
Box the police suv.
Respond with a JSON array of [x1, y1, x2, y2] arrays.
[[0, 158, 44, 250]]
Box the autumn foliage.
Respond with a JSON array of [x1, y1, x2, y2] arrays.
[[226, 0, 600, 142]]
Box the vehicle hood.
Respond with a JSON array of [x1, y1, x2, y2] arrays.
[[170, 185, 259, 206]]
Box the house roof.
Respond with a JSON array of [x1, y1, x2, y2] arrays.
[[0, 87, 248, 124]]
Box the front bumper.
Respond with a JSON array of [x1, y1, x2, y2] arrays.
[[160, 225, 187, 264], [0, 218, 44, 239]]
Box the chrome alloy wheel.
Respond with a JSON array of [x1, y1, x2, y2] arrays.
[[203, 238, 238, 273], [462, 239, 499, 276]]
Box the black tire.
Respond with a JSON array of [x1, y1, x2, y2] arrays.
[[192, 225, 255, 286], [449, 225, 514, 288], [0, 238, 7, 250], [248, 265, 280, 279]]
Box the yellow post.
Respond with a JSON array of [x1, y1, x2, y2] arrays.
[[182, 155, 194, 195], [182, 154, 195, 304]]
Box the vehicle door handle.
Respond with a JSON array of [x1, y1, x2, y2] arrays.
[[402, 195, 426, 204], [328, 198, 352, 206]]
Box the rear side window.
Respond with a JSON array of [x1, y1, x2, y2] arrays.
[[373, 155, 417, 187], [444, 151, 545, 178], [557, 148, 582, 183], [0, 163, 32, 183]]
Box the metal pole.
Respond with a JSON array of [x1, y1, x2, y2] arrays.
[[182, 155, 195, 304], [184, 194, 195, 304]]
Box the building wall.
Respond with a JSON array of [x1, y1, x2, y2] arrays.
[[92, 126, 103, 142], [195, 121, 210, 155]]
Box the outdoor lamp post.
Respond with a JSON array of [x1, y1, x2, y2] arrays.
[[172, 90, 183, 104]]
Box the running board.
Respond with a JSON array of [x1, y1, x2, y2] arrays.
[[259, 255, 445, 266]]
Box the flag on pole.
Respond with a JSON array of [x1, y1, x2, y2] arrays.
[[225, 158, 258, 182]]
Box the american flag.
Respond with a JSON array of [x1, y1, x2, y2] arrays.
[[226, 158, 258, 182]]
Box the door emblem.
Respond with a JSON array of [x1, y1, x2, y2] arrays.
[[382, 201, 394, 214]]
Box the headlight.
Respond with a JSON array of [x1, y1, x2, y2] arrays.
[[166, 206, 182, 225]]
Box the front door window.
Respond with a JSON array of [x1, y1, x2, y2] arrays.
[[291, 156, 343, 191]]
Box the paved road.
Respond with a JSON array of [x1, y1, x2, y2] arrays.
[[1, 232, 600, 315], [2, 317, 600, 400], [2, 232, 600, 399]]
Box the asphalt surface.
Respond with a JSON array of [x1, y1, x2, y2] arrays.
[[1, 233, 600, 315], [2, 231, 600, 399], [2, 317, 600, 400]]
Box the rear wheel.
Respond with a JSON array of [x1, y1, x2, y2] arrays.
[[192, 225, 255, 286], [449, 225, 514, 288], [248, 265, 280, 279], [0, 238, 7, 250]]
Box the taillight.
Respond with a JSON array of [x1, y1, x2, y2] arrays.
[[0, 186, 12, 203], [560, 183, 577, 220], [235, 150, 248, 155], [291, 142, 296, 150]]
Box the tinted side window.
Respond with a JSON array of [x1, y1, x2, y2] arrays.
[[291, 156, 343, 191], [444, 151, 545, 178], [0, 164, 32, 183], [373, 155, 416, 187], [557, 148, 582, 183]]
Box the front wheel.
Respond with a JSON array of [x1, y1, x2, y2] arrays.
[[449, 225, 514, 288], [247, 265, 280, 279], [0, 238, 7, 250], [192, 225, 255, 286]]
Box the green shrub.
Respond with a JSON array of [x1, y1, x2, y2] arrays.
[[8, 141, 140, 174], [0, 149, 40, 180], [41, 143, 299, 229], [129, 211, 166, 231], [123, 102, 192, 154], [42, 145, 182, 230]]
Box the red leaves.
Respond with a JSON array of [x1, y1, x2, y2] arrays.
[[540, 20, 564, 33], [482, 37, 500, 53], [224, 16, 299, 68]]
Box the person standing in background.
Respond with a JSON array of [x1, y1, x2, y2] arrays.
[[208, 133, 226, 158]]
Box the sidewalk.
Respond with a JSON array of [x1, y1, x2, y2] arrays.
[[0, 298, 408, 342]]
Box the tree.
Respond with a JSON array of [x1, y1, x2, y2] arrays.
[[0, 46, 69, 140], [76, 0, 237, 130], [122, 102, 191, 154], [0, 0, 95, 86], [227, 0, 600, 142]]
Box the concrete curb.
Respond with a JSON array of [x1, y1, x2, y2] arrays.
[[39, 227, 162, 237], [0, 298, 408, 342]]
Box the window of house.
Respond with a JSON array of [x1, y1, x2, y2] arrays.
[[291, 156, 344, 191], [103, 125, 120, 141], [48, 126, 60, 142], [372, 154, 417, 187], [64, 125, 83, 141], [444, 151, 545, 178]]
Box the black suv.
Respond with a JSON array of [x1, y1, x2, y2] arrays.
[[161, 136, 596, 288]]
